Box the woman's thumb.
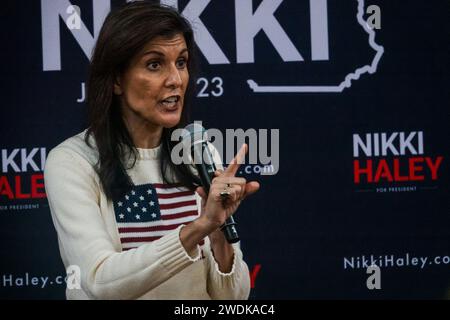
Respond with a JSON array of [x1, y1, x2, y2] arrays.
[[196, 186, 207, 199]]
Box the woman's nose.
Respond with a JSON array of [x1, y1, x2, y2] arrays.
[[165, 64, 183, 88]]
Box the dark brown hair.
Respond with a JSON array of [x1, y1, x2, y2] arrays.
[[85, 1, 200, 200]]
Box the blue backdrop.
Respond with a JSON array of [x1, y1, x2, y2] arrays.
[[0, 0, 448, 299]]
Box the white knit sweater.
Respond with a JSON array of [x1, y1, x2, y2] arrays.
[[44, 130, 250, 300]]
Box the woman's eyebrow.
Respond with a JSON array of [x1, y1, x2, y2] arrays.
[[143, 48, 188, 57], [143, 50, 164, 57]]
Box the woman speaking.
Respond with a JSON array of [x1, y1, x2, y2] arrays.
[[44, 1, 259, 300]]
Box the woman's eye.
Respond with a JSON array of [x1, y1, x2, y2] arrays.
[[176, 59, 187, 69], [147, 62, 160, 70]]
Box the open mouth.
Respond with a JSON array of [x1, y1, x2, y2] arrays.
[[160, 95, 180, 109]]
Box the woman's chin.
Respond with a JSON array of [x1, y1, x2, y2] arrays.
[[157, 104, 183, 128], [160, 115, 182, 129]]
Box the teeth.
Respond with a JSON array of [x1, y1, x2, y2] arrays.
[[163, 96, 178, 103], [162, 101, 176, 107]]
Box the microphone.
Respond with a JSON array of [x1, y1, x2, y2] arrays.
[[181, 123, 240, 244]]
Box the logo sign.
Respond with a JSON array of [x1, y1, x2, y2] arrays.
[[0, 148, 47, 211], [352, 131, 444, 193], [41, 0, 383, 93]]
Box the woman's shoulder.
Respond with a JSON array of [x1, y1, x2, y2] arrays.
[[47, 129, 99, 169]]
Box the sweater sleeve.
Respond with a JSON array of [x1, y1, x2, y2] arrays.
[[204, 142, 251, 299], [203, 240, 251, 300], [44, 147, 201, 300]]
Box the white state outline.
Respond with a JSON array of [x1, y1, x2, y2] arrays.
[[247, 0, 384, 93]]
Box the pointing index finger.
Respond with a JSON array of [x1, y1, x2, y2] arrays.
[[224, 143, 247, 177]]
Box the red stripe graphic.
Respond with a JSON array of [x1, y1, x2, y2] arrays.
[[121, 236, 161, 243], [121, 237, 206, 246], [157, 190, 195, 199], [159, 200, 197, 210], [119, 223, 181, 233], [160, 210, 198, 220]]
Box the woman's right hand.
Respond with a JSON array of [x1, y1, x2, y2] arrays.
[[179, 144, 259, 256], [195, 144, 260, 231]]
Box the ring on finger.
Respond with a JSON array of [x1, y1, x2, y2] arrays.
[[220, 183, 231, 198], [220, 190, 231, 198]]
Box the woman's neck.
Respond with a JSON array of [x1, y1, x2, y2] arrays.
[[125, 120, 163, 149]]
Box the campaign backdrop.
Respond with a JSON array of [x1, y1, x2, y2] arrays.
[[0, 0, 449, 299]]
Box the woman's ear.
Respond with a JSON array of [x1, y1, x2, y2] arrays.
[[113, 76, 122, 95]]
